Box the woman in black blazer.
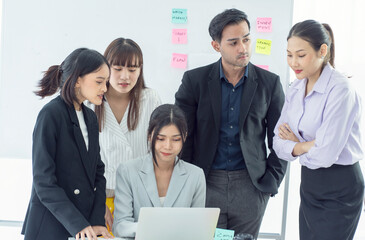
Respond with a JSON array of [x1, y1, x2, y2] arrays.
[[21, 48, 113, 240]]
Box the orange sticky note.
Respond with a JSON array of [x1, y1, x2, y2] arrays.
[[256, 17, 272, 32], [172, 29, 188, 44], [171, 53, 188, 69]]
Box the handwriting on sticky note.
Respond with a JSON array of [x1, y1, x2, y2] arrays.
[[256, 17, 272, 32], [255, 39, 272, 55], [171, 53, 188, 69], [172, 8, 187, 24], [172, 29, 187, 44], [256, 65, 269, 71], [214, 228, 235, 240]]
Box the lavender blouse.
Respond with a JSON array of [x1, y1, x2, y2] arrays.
[[273, 63, 363, 169]]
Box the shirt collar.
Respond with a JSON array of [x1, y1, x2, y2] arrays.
[[312, 63, 333, 94], [292, 63, 333, 93], [219, 59, 248, 84]]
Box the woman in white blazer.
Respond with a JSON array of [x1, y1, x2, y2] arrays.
[[112, 104, 206, 238]]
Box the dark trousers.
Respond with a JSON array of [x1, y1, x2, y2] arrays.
[[300, 162, 364, 240], [206, 169, 269, 239]]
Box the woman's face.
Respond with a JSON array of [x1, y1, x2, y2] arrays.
[[153, 124, 183, 165], [76, 63, 109, 105], [287, 36, 325, 82], [108, 57, 141, 95]]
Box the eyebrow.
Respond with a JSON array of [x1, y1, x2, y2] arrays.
[[96, 76, 107, 80], [287, 49, 306, 53], [227, 33, 250, 42], [112, 64, 140, 68], [157, 134, 182, 137]]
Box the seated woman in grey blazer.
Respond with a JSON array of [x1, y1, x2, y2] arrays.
[[112, 104, 206, 238]]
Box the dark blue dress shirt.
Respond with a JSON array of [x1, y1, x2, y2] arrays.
[[211, 61, 248, 170]]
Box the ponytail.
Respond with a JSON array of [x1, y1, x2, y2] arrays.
[[288, 20, 336, 68], [34, 65, 63, 98], [322, 23, 335, 68], [34, 48, 109, 106]]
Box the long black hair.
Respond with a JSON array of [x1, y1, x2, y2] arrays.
[[147, 104, 188, 166], [95, 38, 146, 131]]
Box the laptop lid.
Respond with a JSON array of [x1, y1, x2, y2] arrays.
[[68, 238, 125, 240], [135, 207, 220, 240]]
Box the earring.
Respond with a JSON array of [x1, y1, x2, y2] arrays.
[[321, 56, 324, 59]]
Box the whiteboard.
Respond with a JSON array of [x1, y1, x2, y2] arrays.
[[0, 0, 293, 159]]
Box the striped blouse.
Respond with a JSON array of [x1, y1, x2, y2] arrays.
[[88, 88, 161, 195]]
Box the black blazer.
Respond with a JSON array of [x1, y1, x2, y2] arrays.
[[22, 96, 106, 240], [175, 60, 287, 195]]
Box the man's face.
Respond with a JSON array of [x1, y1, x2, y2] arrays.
[[212, 21, 252, 69]]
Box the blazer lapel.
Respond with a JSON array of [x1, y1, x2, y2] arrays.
[[208, 60, 222, 131], [67, 104, 94, 187], [163, 161, 188, 207], [138, 155, 161, 207], [82, 104, 98, 182], [239, 63, 258, 129]]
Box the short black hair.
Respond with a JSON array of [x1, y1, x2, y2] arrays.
[[209, 8, 250, 42], [147, 104, 187, 166]]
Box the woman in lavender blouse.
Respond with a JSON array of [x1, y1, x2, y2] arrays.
[[273, 20, 364, 240]]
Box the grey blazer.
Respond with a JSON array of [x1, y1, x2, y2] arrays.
[[112, 154, 206, 238]]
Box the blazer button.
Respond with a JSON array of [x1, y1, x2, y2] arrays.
[[94, 187, 97, 192], [74, 189, 80, 195]]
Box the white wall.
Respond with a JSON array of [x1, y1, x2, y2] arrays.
[[0, 0, 293, 159], [1, 1, 365, 240], [0, 0, 294, 238]]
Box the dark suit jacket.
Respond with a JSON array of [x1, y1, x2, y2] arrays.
[[22, 96, 106, 240], [175, 60, 287, 195]]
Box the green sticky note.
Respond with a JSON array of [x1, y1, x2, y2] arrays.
[[255, 39, 272, 55], [172, 8, 187, 24], [214, 228, 235, 240]]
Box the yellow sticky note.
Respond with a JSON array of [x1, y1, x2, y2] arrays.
[[255, 39, 272, 55]]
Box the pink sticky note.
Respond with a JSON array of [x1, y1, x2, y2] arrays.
[[171, 53, 188, 69], [256, 65, 269, 71], [256, 17, 272, 32], [172, 29, 188, 44]]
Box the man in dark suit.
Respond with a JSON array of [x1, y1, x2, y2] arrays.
[[175, 9, 287, 238]]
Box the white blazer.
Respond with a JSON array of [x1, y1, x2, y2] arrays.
[[112, 154, 206, 238]]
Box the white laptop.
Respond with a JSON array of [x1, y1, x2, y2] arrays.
[[68, 238, 126, 240], [135, 207, 220, 240]]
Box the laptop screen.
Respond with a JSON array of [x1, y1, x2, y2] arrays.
[[135, 207, 220, 240]]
